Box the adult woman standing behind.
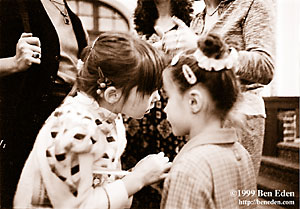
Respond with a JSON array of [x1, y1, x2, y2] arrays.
[[134, 0, 193, 40], [0, 0, 88, 207], [162, 0, 275, 177], [122, 0, 193, 208]]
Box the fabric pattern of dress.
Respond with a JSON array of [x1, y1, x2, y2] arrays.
[[161, 128, 257, 209], [14, 92, 131, 209]]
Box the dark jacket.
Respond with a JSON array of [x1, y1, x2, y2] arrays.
[[0, 0, 87, 109], [0, 0, 87, 207]]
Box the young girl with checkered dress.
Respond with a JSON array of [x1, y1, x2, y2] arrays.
[[161, 33, 257, 209]]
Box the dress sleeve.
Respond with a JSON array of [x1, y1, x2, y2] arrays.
[[78, 179, 129, 209], [236, 0, 275, 85], [161, 162, 213, 209], [37, 104, 130, 209]]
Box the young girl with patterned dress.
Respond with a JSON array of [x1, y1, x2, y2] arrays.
[[14, 32, 171, 209], [160, 34, 257, 209]]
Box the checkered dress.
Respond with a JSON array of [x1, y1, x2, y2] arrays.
[[14, 92, 131, 209], [161, 128, 257, 209]]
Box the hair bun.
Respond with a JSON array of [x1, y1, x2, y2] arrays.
[[197, 33, 228, 59]]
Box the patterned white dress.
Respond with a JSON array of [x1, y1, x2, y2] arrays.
[[14, 92, 131, 209]]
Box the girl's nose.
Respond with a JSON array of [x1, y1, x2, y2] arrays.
[[163, 105, 168, 114], [153, 91, 161, 102]]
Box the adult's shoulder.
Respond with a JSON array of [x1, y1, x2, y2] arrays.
[[234, 0, 273, 10]]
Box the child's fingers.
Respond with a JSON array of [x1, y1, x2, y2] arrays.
[[157, 152, 170, 164], [164, 162, 172, 171], [162, 156, 169, 163], [157, 152, 165, 157], [159, 173, 169, 180]]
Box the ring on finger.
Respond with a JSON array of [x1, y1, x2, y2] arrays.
[[32, 52, 41, 59]]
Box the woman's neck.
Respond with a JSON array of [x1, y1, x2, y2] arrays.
[[154, 1, 175, 33], [204, 0, 222, 10], [155, 1, 172, 19]]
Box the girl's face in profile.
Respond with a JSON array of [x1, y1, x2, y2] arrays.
[[121, 86, 160, 119], [162, 70, 190, 136]]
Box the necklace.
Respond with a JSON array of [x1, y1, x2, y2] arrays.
[[49, 0, 70, 25], [206, 2, 222, 16]]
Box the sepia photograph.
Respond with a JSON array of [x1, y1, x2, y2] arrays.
[[0, 0, 299, 208]]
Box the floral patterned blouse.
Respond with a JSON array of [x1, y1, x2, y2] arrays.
[[14, 92, 131, 209]]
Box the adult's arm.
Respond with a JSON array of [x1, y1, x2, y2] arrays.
[[236, 0, 275, 85], [0, 33, 41, 77]]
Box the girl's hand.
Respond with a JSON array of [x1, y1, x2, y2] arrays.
[[162, 16, 199, 55], [132, 152, 172, 187], [121, 152, 172, 197], [13, 33, 41, 72]]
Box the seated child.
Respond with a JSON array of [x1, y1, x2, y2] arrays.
[[160, 33, 257, 209], [14, 32, 172, 209]]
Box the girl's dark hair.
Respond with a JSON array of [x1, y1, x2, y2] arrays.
[[76, 31, 166, 102], [134, 0, 194, 38], [167, 33, 239, 120]]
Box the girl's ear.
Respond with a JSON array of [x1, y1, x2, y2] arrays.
[[103, 86, 122, 104], [187, 89, 203, 114]]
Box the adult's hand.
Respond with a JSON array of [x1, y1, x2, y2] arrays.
[[162, 16, 199, 55], [14, 32, 41, 72]]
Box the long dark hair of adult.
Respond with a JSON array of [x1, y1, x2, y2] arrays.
[[134, 0, 194, 38]]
